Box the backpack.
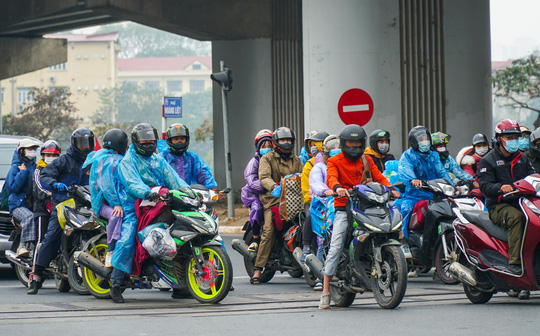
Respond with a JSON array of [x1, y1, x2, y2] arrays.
[[359, 155, 374, 185], [0, 183, 9, 211]]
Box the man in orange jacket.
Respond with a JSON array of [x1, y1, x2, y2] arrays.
[[319, 124, 400, 309]]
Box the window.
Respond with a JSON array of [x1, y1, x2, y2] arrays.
[[102, 85, 107, 90], [48, 63, 66, 71], [48, 87, 67, 98], [77, 54, 81, 60], [190, 80, 205, 93], [84, 54, 89, 60], [94, 85, 99, 91], [77, 86, 82, 91], [17, 88, 34, 103], [145, 81, 160, 90], [101, 53, 106, 59], [94, 54, 99, 59], [84, 86, 89, 91], [122, 81, 137, 88], [192, 64, 202, 70], [167, 81, 182, 93]]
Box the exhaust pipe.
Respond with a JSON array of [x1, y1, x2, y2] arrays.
[[75, 252, 112, 279], [5, 250, 32, 270], [448, 262, 477, 287], [305, 254, 324, 280], [292, 247, 311, 274], [231, 239, 257, 263]]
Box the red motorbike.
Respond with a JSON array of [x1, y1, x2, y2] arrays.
[[448, 174, 540, 304]]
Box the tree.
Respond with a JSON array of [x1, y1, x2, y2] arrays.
[[2, 88, 80, 142], [492, 54, 540, 127]]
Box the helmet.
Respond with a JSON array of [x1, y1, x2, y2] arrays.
[[131, 123, 158, 157], [369, 129, 391, 154], [530, 128, 540, 159], [272, 127, 296, 157], [408, 125, 431, 151], [494, 119, 521, 138], [71, 128, 95, 157], [254, 129, 273, 148], [165, 123, 190, 154], [431, 132, 451, 146], [472, 133, 489, 146], [339, 124, 367, 161], [521, 125, 532, 136], [304, 130, 330, 156], [322, 135, 339, 153], [103, 128, 129, 155], [41, 140, 61, 155], [17, 138, 41, 152]]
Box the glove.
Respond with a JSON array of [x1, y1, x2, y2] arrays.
[[53, 183, 69, 192], [145, 192, 160, 202], [271, 184, 281, 198]]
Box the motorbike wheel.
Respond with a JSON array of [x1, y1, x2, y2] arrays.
[[243, 231, 276, 283], [185, 246, 232, 304], [330, 284, 356, 307], [55, 274, 71, 292], [434, 232, 460, 285], [68, 255, 90, 295], [81, 239, 111, 299], [463, 284, 493, 304], [287, 268, 304, 278], [371, 245, 407, 309], [13, 263, 30, 288]]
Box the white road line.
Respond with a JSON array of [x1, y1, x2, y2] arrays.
[[342, 104, 369, 112]]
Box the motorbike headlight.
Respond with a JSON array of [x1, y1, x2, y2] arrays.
[[366, 191, 389, 204], [362, 222, 383, 232], [391, 220, 402, 232], [439, 183, 457, 197]]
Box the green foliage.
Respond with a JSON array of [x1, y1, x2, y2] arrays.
[[2, 87, 80, 143]]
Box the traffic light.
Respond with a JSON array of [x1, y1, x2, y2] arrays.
[[211, 68, 233, 92]]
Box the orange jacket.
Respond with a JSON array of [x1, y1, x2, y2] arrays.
[[327, 152, 391, 207]]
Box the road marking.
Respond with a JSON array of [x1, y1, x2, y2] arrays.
[[342, 104, 369, 112]]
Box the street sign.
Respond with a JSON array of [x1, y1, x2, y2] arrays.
[[337, 88, 374, 126], [163, 97, 182, 118]]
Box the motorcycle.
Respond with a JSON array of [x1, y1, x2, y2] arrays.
[[448, 174, 540, 304], [404, 179, 484, 284], [77, 186, 233, 304], [305, 182, 407, 309]]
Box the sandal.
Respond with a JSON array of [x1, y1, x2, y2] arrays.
[[250, 277, 260, 285]]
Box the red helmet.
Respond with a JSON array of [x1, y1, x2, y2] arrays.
[[40, 140, 61, 155], [254, 129, 272, 147], [495, 119, 521, 138]]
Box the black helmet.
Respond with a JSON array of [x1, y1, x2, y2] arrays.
[[272, 127, 296, 157], [369, 129, 391, 154], [131, 123, 158, 157], [408, 125, 431, 151], [339, 124, 367, 161], [103, 128, 129, 155], [530, 128, 540, 159], [472, 133, 489, 146], [304, 130, 330, 156], [165, 123, 190, 155], [71, 128, 95, 158]]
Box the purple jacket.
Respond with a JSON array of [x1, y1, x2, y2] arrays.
[[241, 153, 265, 207], [309, 161, 330, 198]]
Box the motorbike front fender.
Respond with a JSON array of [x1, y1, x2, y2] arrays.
[[372, 239, 402, 263]]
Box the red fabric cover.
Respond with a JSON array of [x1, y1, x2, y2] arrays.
[[409, 200, 428, 231], [271, 206, 283, 231]]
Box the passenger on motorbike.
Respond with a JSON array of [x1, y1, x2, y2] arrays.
[[319, 124, 398, 309], [113, 123, 188, 303], [251, 127, 303, 285], [83, 129, 129, 271], [456, 133, 491, 177], [528, 128, 540, 172], [300, 130, 329, 261], [431, 132, 478, 188], [28, 128, 95, 294], [7, 138, 41, 258], [363, 129, 396, 173], [241, 129, 273, 253], [519, 125, 531, 154]]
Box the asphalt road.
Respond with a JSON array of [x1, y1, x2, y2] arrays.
[[0, 235, 539, 335]]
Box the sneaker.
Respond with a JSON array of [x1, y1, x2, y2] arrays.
[[300, 246, 311, 263], [507, 289, 519, 297], [319, 292, 331, 309], [16, 245, 30, 258], [518, 290, 530, 300], [27, 275, 42, 295], [110, 286, 124, 303], [247, 242, 258, 253], [508, 264, 522, 275], [408, 268, 422, 278], [105, 252, 113, 268], [314, 281, 323, 291]]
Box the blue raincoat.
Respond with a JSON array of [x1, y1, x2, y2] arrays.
[[6, 151, 37, 212], [112, 145, 188, 273], [299, 147, 310, 165], [159, 147, 217, 189], [393, 148, 453, 239], [442, 155, 474, 182], [83, 149, 125, 215]]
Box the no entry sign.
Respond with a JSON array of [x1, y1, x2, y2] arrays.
[[337, 88, 374, 126]]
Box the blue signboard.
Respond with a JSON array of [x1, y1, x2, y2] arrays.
[[163, 97, 182, 118]]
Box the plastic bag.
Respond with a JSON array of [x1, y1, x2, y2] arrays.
[[56, 198, 76, 229], [310, 196, 335, 238], [137, 222, 167, 243], [278, 173, 303, 221], [142, 227, 177, 260]]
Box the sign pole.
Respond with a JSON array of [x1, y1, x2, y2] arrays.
[[161, 104, 167, 140], [220, 60, 235, 218]]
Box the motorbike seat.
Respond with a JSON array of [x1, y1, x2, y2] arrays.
[[461, 210, 508, 243]]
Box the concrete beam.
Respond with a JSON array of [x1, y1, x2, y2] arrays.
[[0, 37, 67, 80]]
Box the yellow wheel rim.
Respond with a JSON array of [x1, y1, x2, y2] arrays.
[[83, 243, 111, 295], [187, 248, 226, 300]]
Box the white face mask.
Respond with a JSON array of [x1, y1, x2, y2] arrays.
[[475, 146, 489, 156], [436, 146, 447, 153], [310, 145, 319, 156], [25, 150, 37, 160], [44, 157, 57, 165]]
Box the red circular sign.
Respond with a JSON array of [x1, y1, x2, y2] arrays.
[[337, 88, 374, 126]]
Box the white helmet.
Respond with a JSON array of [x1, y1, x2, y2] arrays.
[[17, 138, 42, 151]]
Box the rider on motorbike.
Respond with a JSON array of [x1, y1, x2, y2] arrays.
[[319, 124, 398, 309], [431, 132, 478, 187], [113, 123, 189, 303], [528, 128, 540, 172], [457, 133, 491, 177], [363, 129, 395, 173], [28, 128, 95, 294], [519, 125, 532, 154], [251, 127, 303, 285]]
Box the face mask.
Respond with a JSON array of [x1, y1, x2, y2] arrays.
[[503, 139, 519, 153], [378, 144, 389, 154], [475, 146, 489, 156], [329, 149, 341, 157], [436, 146, 446, 153], [418, 140, 431, 153], [138, 142, 157, 157], [25, 150, 37, 160], [519, 137, 529, 151], [310, 146, 319, 156], [44, 157, 57, 165], [260, 148, 272, 156]]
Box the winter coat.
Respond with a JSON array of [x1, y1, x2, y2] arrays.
[[364, 146, 396, 174], [159, 147, 217, 189], [31, 160, 52, 217], [309, 161, 330, 198], [241, 152, 265, 208], [456, 146, 485, 177], [441, 155, 474, 182], [301, 156, 316, 204], [258, 151, 303, 210], [6, 151, 37, 212], [527, 153, 540, 173], [299, 147, 310, 165]]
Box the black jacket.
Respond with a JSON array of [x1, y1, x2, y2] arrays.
[[527, 153, 540, 173], [478, 145, 535, 210], [364, 152, 396, 173], [31, 165, 51, 217]]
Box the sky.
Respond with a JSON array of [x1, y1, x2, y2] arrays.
[[490, 0, 540, 61]]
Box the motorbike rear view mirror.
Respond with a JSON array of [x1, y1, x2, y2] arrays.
[[221, 187, 232, 194]]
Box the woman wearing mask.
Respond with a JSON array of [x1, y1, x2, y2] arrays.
[[456, 133, 491, 177], [363, 129, 395, 173]]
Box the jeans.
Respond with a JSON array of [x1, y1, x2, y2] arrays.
[[36, 210, 62, 270], [323, 211, 348, 276]]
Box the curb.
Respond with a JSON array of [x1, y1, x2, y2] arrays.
[[219, 226, 243, 235]]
